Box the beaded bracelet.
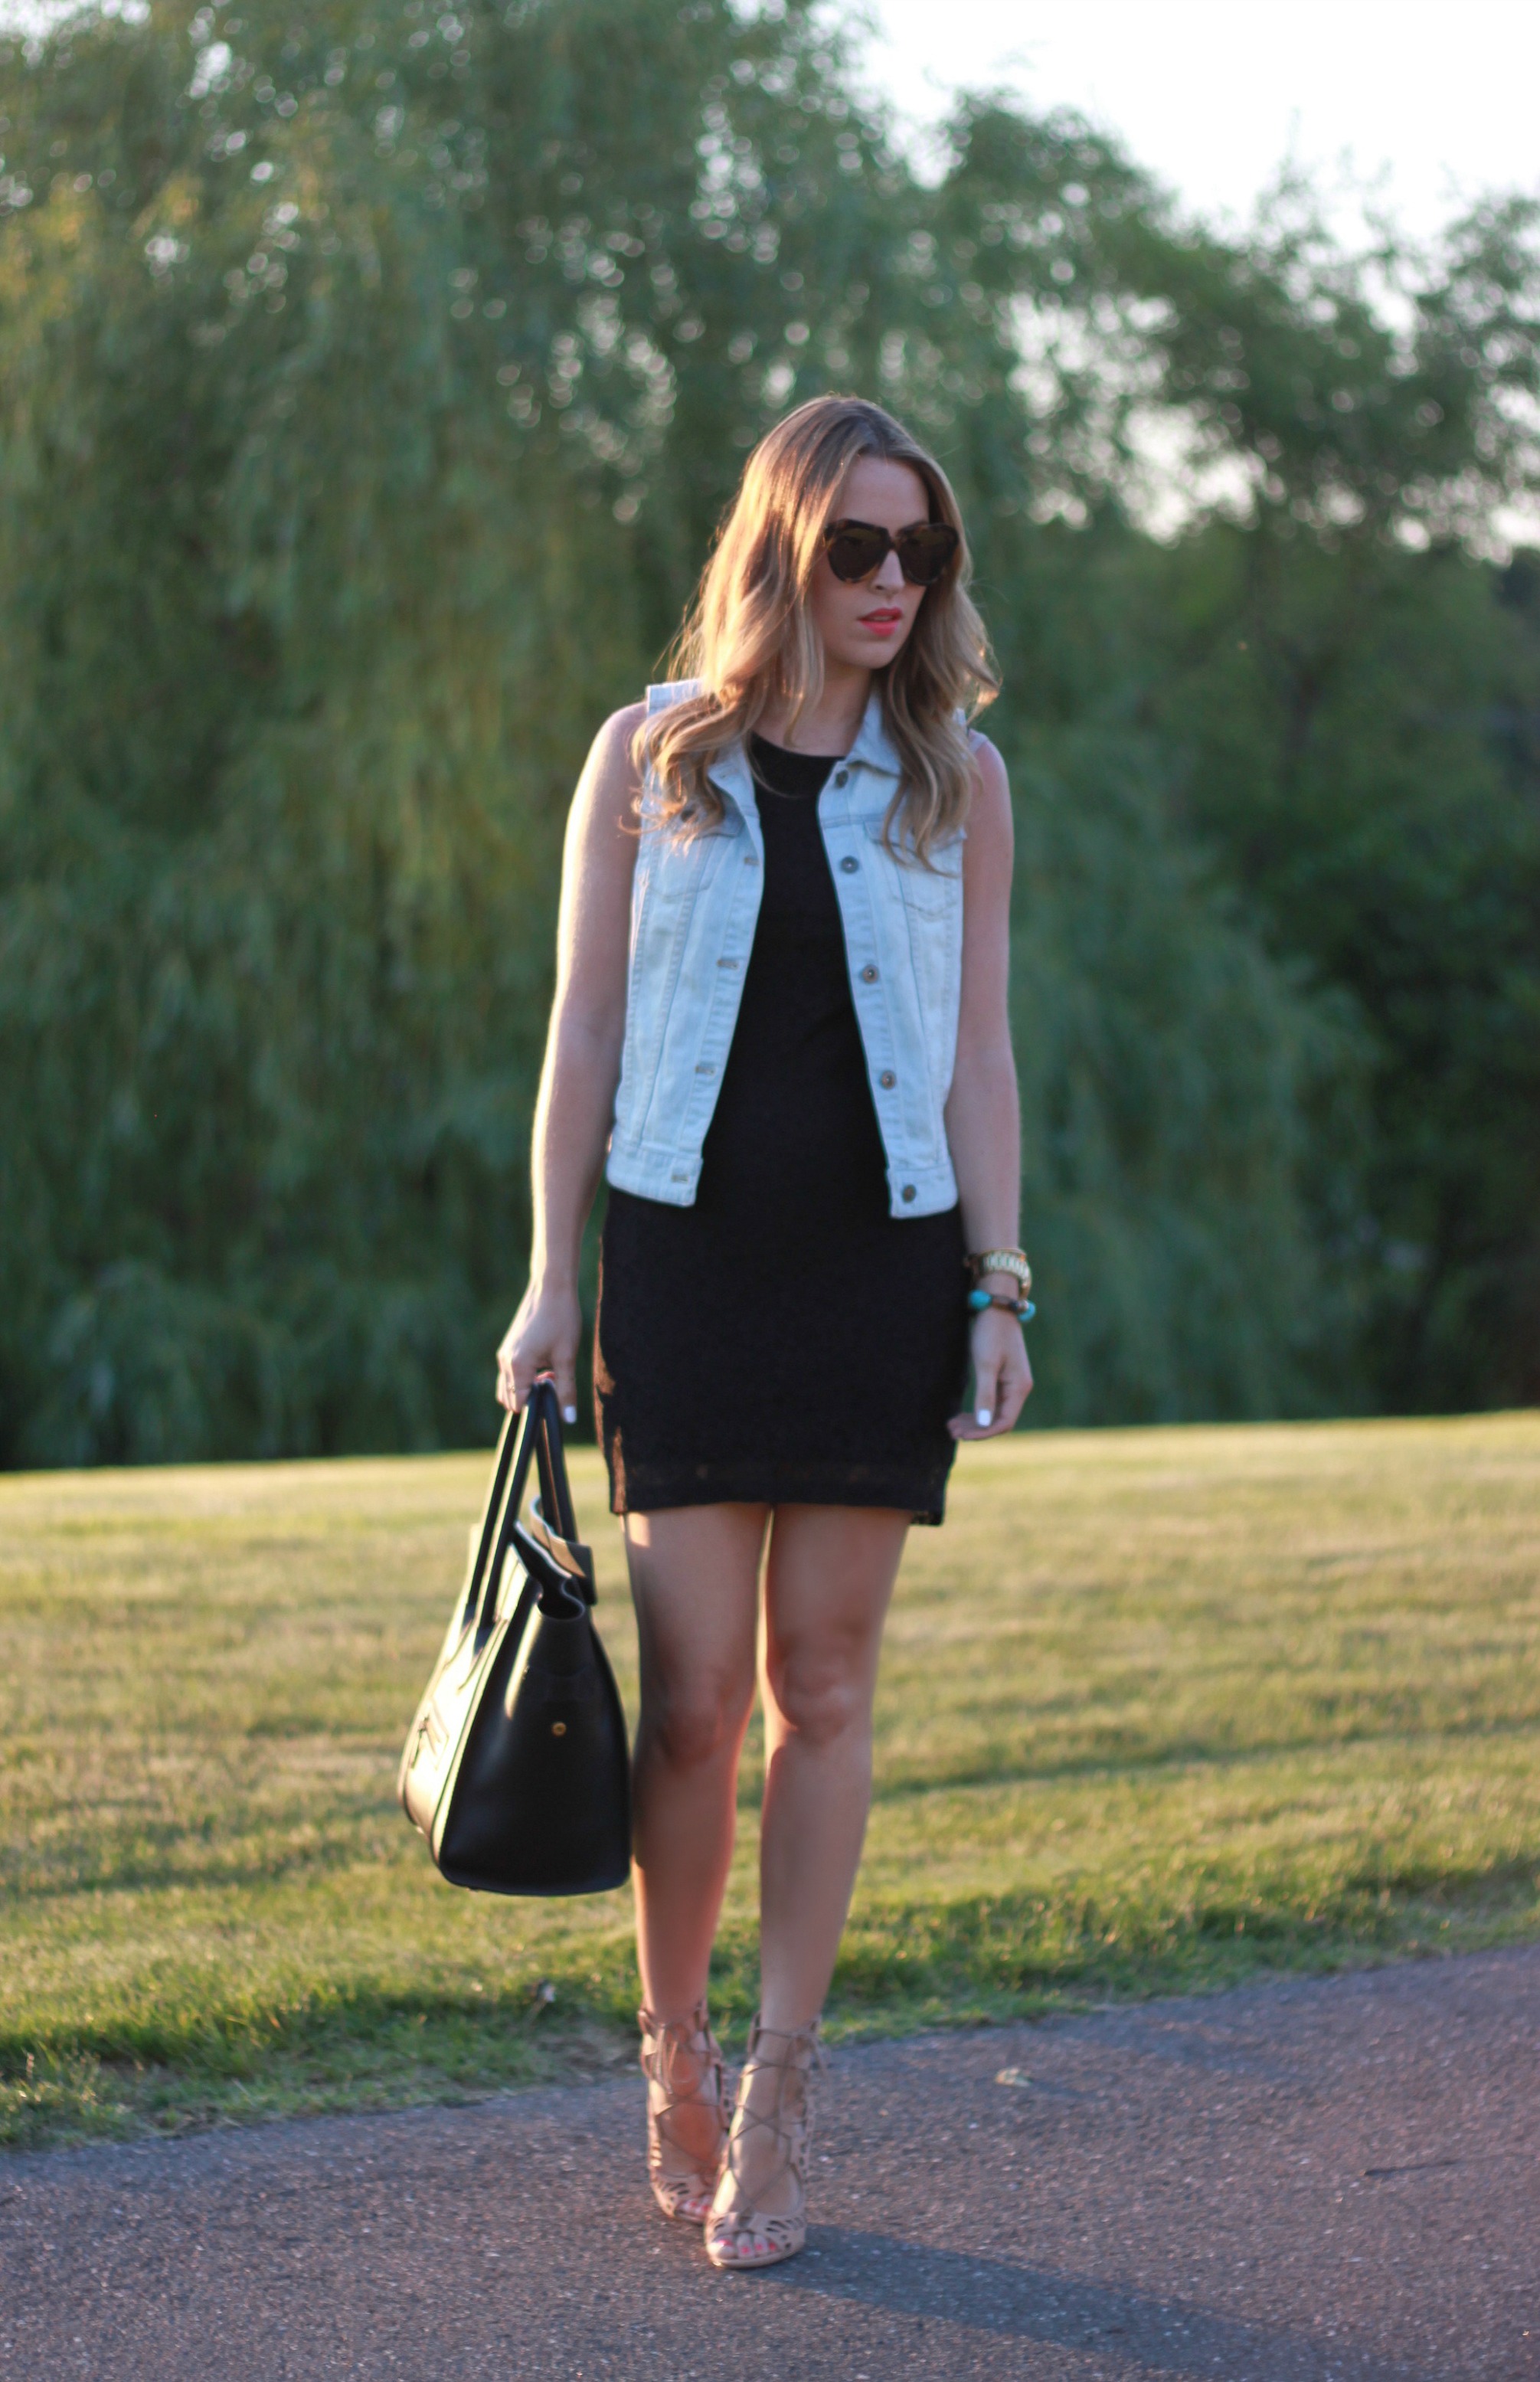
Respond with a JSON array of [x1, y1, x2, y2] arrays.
[[968, 1288, 1035, 1323]]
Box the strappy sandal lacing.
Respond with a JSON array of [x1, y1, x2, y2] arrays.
[[705, 2014, 825, 2271], [639, 2000, 729, 2224]]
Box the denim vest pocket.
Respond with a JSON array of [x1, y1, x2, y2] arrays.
[[866, 820, 966, 915]]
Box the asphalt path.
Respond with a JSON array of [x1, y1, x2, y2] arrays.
[[3, 1947, 1537, 2381]]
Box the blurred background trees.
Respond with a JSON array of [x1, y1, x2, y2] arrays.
[[1, 0, 1536, 1463]]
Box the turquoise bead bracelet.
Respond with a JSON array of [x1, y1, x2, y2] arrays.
[[969, 1288, 1035, 1322]]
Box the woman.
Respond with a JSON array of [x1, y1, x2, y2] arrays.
[[497, 394, 1032, 2271]]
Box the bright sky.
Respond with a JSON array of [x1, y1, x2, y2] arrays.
[[855, 0, 1540, 243]]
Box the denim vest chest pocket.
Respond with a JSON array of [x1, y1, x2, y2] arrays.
[[883, 821, 966, 915], [607, 682, 963, 1217]]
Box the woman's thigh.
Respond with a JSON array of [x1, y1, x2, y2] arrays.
[[624, 1504, 768, 1726], [761, 1505, 911, 1734]]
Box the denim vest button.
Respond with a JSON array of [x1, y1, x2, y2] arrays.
[[839, 854, 858, 873], [695, 1061, 714, 1075], [744, 853, 758, 867], [901, 1183, 917, 1202], [835, 767, 850, 787], [879, 1069, 896, 1088], [860, 964, 878, 983]]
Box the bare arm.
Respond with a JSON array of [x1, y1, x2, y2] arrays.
[[495, 702, 646, 1418], [944, 735, 1033, 1440]]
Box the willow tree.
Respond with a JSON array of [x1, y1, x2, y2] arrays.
[[0, 0, 1535, 1458]]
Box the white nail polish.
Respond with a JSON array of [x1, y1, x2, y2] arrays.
[[976, 1408, 992, 1428], [563, 1405, 578, 1425]]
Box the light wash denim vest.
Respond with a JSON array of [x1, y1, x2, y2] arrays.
[[606, 681, 963, 1219]]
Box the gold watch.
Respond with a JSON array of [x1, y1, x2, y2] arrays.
[[966, 1247, 1032, 1297]]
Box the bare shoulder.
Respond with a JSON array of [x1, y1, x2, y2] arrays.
[[967, 729, 1010, 805], [597, 698, 651, 745], [570, 699, 649, 834], [965, 730, 1012, 859], [587, 699, 649, 783]]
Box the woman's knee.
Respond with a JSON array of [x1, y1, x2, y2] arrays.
[[643, 1671, 754, 1770], [766, 1647, 872, 1749]]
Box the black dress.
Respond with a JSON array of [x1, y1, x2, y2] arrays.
[[594, 736, 969, 1523]]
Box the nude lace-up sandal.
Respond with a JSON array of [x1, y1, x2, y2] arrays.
[[639, 2001, 729, 2224], [705, 2014, 825, 2271]]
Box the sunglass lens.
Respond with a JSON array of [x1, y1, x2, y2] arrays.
[[825, 525, 889, 583], [896, 525, 959, 585]]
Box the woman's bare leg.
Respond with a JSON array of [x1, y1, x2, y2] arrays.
[[624, 1503, 767, 2024], [758, 1503, 910, 2025], [708, 1501, 909, 2258]]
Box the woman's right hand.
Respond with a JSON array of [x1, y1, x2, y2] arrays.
[[495, 1281, 584, 1422]]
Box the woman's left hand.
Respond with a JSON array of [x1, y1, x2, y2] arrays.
[[948, 1306, 1033, 1440]]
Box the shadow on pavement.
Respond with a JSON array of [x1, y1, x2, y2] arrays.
[[763, 2227, 1426, 2381]]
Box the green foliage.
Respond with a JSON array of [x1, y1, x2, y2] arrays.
[[1145, 532, 1540, 1411], [0, 0, 1536, 1457]]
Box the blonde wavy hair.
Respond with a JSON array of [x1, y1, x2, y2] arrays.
[[636, 395, 998, 862]]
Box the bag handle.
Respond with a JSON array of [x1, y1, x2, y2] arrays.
[[527, 1373, 579, 1543], [468, 1377, 579, 1636], [459, 1404, 522, 1638]]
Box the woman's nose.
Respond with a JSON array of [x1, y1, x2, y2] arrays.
[[871, 547, 906, 592]]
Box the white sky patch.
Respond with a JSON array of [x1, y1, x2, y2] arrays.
[[854, 0, 1540, 247]]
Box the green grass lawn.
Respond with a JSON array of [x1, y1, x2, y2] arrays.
[[4, 1414, 1539, 2150]]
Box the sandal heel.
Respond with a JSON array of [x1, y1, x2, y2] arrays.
[[706, 2013, 824, 2271], [639, 2000, 729, 2226]]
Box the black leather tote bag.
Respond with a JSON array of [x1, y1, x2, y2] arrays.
[[398, 1379, 631, 1896]]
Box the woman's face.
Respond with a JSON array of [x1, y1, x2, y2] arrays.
[[807, 456, 935, 674]]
